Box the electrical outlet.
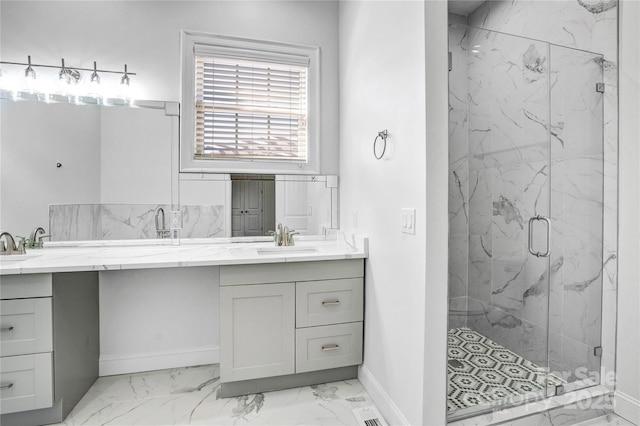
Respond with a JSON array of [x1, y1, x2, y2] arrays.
[[170, 211, 182, 230]]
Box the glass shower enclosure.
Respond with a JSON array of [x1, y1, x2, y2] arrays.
[[447, 24, 604, 419]]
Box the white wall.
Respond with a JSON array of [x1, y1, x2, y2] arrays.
[[0, 100, 101, 237], [339, 1, 434, 424], [422, 2, 451, 423], [0, 0, 340, 175], [100, 106, 173, 204], [99, 267, 220, 375], [615, 1, 640, 423]]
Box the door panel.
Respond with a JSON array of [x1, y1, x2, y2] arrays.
[[220, 283, 295, 382]]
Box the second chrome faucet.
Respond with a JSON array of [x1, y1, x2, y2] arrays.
[[269, 223, 299, 246]]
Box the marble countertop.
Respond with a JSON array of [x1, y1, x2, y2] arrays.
[[0, 234, 368, 275]]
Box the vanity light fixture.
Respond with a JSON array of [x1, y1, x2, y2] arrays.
[[58, 58, 81, 85], [0, 56, 136, 103], [90, 61, 100, 84], [58, 58, 67, 80], [24, 55, 36, 79], [1, 57, 136, 81], [120, 64, 130, 86]]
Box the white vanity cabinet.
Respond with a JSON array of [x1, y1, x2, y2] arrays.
[[0, 274, 53, 415], [219, 259, 364, 397], [0, 272, 99, 426], [295, 278, 363, 373]]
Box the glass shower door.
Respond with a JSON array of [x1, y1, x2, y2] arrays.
[[547, 44, 604, 394], [447, 24, 554, 418]]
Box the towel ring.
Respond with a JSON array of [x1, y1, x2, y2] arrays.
[[373, 130, 388, 160]]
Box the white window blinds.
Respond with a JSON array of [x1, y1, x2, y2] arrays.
[[194, 55, 308, 162]]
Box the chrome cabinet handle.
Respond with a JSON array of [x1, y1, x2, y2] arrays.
[[322, 344, 340, 351], [0, 326, 14, 332], [322, 300, 340, 306], [528, 215, 551, 258], [0, 383, 14, 389]]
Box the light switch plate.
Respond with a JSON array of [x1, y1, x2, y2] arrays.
[[401, 208, 416, 234]]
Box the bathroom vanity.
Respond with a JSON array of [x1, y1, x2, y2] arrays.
[[219, 259, 364, 397], [0, 236, 367, 426], [0, 272, 98, 425]]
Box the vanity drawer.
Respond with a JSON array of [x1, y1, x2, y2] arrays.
[[0, 352, 53, 414], [0, 298, 52, 357], [0, 274, 52, 300], [296, 278, 363, 327], [295, 322, 363, 373]]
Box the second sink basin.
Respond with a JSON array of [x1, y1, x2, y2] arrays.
[[257, 246, 318, 255], [0, 252, 42, 264]]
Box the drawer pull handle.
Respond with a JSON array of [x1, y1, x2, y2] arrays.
[[0, 383, 14, 390], [322, 300, 340, 306], [0, 326, 14, 332], [322, 344, 340, 351]]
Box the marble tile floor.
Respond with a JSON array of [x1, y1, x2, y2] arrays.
[[52, 364, 375, 425], [448, 327, 563, 418], [575, 414, 637, 426]]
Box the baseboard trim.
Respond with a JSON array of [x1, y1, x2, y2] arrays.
[[221, 366, 357, 398], [358, 364, 410, 426], [614, 390, 640, 425], [99, 346, 220, 376]]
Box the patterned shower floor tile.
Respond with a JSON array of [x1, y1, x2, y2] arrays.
[[447, 327, 563, 416]]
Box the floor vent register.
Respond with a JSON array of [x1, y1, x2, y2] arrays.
[[353, 406, 388, 426]]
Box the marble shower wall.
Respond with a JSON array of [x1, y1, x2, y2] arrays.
[[448, 0, 616, 385], [50, 204, 225, 241]]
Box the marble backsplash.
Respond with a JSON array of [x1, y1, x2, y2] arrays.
[[448, 0, 617, 388], [50, 204, 225, 241]]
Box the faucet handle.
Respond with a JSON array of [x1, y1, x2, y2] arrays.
[[36, 234, 50, 248], [285, 230, 299, 246], [15, 237, 27, 255]]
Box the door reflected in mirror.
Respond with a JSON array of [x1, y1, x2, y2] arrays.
[[231, 175, 275, 237]]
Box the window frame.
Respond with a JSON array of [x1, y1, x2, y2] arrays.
[[180, 31, 321, 174]]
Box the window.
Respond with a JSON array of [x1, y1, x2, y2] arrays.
[[181, 32, 320, 174]]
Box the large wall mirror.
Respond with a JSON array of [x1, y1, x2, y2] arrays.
[[0, 98, 178, 242], [0, 99, 338, 242]]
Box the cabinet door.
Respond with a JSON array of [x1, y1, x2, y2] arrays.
[[0, 298, 52, 357], [220, 283, 295, 382], [296, 278, 364, 327], [0, 352, 53, 414]]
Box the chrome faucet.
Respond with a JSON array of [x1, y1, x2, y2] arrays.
[[268, 223, 299, 247], [154, 207, 170, 238], [27, 227, 48, 248], [283, 226, 299, 246], [0, 232, 26, 255]]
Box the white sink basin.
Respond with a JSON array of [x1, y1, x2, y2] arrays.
[[257, 246, 318, 255], [0, 252, 41, 264]]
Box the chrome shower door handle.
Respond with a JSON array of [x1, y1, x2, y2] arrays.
[[528, 215, 551, 258]]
